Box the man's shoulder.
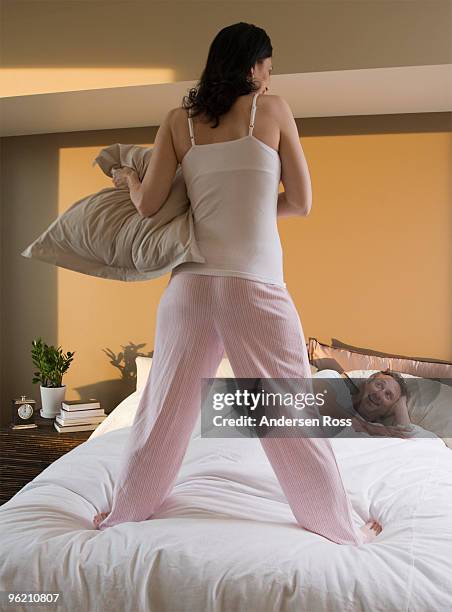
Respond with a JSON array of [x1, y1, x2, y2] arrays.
[[341, 372, 361, 395]]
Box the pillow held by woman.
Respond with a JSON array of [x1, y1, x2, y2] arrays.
[[21, 143, 205, 281]]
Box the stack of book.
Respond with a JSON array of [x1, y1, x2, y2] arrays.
[[54, 399, 106, 433]]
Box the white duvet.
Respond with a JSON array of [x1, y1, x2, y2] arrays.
[[1, 390, 451, 612]]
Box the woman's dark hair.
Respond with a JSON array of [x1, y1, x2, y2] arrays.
[[181, 22, 272, 128]]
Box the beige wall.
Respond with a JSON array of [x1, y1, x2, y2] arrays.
[[1, 1, 451, 423]]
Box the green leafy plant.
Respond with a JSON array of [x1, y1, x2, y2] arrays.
[[31, 337, 75, 388]]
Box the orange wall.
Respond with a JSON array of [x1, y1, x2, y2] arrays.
[[1, 113, 450, 423], [282, 114, 451, 359]]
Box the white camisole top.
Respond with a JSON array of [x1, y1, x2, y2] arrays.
[[170, 91, 286, 288]]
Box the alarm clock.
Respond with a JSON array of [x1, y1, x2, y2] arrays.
[[11, 395, 37, 429]]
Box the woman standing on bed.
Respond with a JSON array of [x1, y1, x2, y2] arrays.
[[93, 22, 382, 544]]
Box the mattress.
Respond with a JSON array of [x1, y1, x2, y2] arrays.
[[0, 390, 451, 612]]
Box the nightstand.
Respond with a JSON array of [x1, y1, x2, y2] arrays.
[[0, 415, 92, 505]]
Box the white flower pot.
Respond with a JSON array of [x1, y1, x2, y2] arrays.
[[40, 385, 66, 418]]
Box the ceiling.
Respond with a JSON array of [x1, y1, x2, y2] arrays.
[[1, 64, 451, 137]]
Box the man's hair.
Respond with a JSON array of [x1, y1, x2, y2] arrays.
[[368, 369, 409, 400]]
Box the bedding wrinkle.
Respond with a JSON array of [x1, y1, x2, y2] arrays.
[[405, 452, 441, 611], [3, 400, 451, 611]]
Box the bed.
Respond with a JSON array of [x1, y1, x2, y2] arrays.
[[0, 358, 451, 612]]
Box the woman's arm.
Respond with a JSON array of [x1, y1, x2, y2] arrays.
[[125, 171, 143, 213], [276, 190, 308, 217], [276, 96, 312, 216]]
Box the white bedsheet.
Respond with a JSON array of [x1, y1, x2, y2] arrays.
[[1, 403, 451, 612]]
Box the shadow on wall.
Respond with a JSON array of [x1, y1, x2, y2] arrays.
[[74, 342, 153, 415]]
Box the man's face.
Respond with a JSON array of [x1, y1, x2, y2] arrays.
[[357, 374, 402, 421]]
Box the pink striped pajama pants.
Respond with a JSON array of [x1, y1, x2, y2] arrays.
[[97, 273, 363, 545]]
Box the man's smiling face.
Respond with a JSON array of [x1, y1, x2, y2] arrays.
[[357, 374, 402, 421]]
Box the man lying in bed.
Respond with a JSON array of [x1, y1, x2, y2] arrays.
[[315, 369, 416, 439]]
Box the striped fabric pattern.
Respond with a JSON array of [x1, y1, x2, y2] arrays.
[[96, 273, 363, 545]]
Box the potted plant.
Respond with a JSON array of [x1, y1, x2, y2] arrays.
[[31, 337, 75, 418]]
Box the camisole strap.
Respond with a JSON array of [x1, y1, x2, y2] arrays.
[[248, 92, 260, 136], [187, 109, 196, 146], [187, 93, 259, 144]]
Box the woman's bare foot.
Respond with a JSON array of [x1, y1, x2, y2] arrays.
[[93, 512, 109, 529], [359, 519, 382, 543]]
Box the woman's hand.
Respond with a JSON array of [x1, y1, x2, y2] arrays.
[[111, 166, 137, 189], [351, 415, 415, 439]]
